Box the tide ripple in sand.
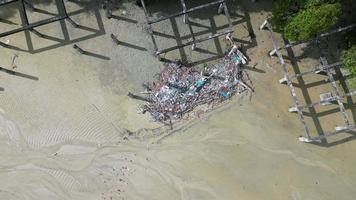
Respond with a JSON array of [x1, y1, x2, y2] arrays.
[[0, 109, 192, 200], [0, 108, 142, 199]]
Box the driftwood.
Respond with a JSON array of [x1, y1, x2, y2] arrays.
[[127, 92, 152, 102]]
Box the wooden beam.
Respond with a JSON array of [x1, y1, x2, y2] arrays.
[[321, 57, 350, 127]]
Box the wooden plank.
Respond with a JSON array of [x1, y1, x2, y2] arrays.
[[321, 57, 350, 127], [290, 61, 343, 79], [271, 24, 356, 53], [265, 22, 311, 139]]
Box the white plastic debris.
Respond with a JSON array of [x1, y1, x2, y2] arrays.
[[260, 20, 268, 30], [228, 45, 247, 65], [279, 77, 287, 84], [320, 92, 332, 106], [298, 136, 313, 143], [269, 49, 277, 56], [335, 126, 346, 131], [288, 107, 298, 113]]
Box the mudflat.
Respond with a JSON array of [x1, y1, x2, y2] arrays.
[[0, 0, 355, 199]]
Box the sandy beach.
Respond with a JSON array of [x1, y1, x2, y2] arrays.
[[0, 0, 356, 199]]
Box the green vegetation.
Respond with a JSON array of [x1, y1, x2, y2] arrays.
[[284, 3, 341, 41], [272, 0, 356, 87], [271, 0, 342, 41], [344, 46, 356, 75], [343, 46, 356, 89]]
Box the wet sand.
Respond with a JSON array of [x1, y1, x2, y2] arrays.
[[0, 0, 356, 199]]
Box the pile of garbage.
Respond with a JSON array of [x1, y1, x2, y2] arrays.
[[129, 45, 253, 123]]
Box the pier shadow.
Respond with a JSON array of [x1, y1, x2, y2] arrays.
[[143, 0, 257, 66], [283, 38, 356, 147], [111, 14, 138, 24], [0, 0, 106, 54], [0, 66, 39, 80], [0, 17, 17, 25], [118, 40, 147, 51], [82, 50, 110, 60]]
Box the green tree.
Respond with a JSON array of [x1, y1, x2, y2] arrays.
[[283, 3, 341, 41], [271, 0, 304, 32], [344, 45, 356, 76], [271, 0, 342, 41]]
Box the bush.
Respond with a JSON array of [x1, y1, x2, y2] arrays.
[[344, 45, 356, 76], [306, 0, 340, 7], [271, 0, 342, 41], [271, 0, 304, 32], [283, 3, 341, 41]]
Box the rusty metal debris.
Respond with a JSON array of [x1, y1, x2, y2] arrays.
[[129, 45, 253, 123]]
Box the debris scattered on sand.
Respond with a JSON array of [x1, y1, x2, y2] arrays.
[[129, 45, 253, 123], [11, 53, 19, 69]]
